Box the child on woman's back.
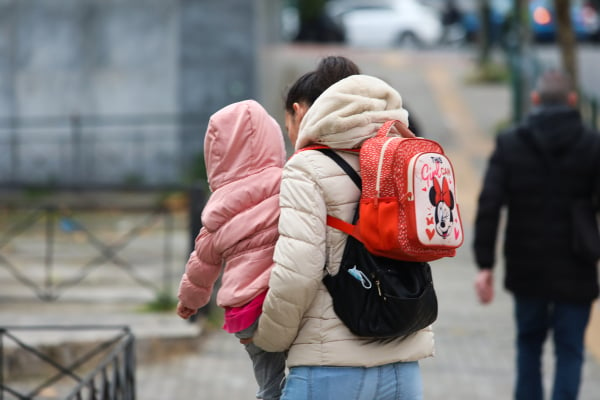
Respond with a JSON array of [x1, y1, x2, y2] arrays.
[[176, 99, 286, 400]]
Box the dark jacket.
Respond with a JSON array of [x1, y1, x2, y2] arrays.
[[473, 106, 600, 303]]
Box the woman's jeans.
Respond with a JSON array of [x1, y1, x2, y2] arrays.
[[235, 321, 286, 400], [281, 361, 422, 400], [514, 296, 592, 400]]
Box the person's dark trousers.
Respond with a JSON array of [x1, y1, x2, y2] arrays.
[[514, 296, 592, 400]]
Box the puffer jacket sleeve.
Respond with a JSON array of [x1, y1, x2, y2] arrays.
[[473, 133, 509, 269], [177, 227, 222, 310], [254, 154, 327, 352]]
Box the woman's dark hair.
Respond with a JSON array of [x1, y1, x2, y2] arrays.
[[284, 56, 360, 114]]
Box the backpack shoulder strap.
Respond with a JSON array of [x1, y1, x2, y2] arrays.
[[314, 148, 362, 237], [297, 145, 362, 238], [314, 148, 362, 189]]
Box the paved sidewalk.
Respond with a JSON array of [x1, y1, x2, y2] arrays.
[[2, 45, 599, 399], [135, 247, 600, 400]]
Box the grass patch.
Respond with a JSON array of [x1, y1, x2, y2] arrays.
[[493, 118, 513, 134], [141, 292, 178, 312], [465, 61, 510, 85], [22, 186, 57, 200], [122, 173, 145, 186], [203, 306, 225, 330], [139, 293, 223, 332]]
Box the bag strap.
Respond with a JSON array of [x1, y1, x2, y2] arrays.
[[377, 120, 416, 139], [296, 145, 361, 188], [297, 145, 362, 237], [314, 148, 362, 188], [313, 148, 362, 237]]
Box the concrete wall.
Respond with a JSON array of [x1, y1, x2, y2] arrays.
[[0, 0, 279, 186], [0, 0, 179, 117], [177, 0, 257, 169]]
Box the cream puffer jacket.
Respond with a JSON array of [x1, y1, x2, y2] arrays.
[[253, 75, 435, 368]]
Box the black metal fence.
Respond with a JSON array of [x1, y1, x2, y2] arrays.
[[0, 326, 135, 400], [0, 113, 209, 302], [0, 115, 210, 399], [0, 202, 183, 302]]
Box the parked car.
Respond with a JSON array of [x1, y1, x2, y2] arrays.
[[281, 4, 346, 43], [460, 0, 511, 43], [326, 0, 444, 48], [530, 0, 600, 41], [461, 0, 600, 43]]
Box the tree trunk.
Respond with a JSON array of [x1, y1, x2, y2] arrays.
[[477, 0, 492, 66], [554, 0, 578, 89], [510, 0, 533, 120]]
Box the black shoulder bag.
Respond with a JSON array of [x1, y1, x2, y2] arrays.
[[317, 148, 438, 339]]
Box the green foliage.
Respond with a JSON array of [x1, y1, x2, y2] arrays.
[[183, 151, 209, 194], [142, 291, 178, 312], [465, 61, 510, 85], [493, 118, 512, 135], [22, 185, 57, 200], [203, 306, 225, 330], [122, 173, 145, 186]]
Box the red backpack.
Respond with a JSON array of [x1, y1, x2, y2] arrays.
[[318, 120, 464, 262]]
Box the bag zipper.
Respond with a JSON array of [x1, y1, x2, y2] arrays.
[[406, 152, 422, 202], [376, 137, 399, 201]]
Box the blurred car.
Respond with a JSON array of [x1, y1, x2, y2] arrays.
[[281, 6, 300, 41], [530, 0, 600, 41], [327, 0, 444, 48], [461, 0, 600, 43], [460, 0, 511, 43], [281, 4, 346, 43]]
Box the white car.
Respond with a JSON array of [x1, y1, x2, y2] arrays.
[[328, 0, 444, 48]]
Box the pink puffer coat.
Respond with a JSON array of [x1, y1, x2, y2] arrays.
[[177, 100, 285, 310]]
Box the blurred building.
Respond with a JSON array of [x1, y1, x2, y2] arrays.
[[0, 0, 281, 187]]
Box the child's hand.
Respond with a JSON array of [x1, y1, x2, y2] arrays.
[[176, 302, 196, 319]]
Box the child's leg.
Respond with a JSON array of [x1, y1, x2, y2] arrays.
[[244, 342, 286, 400], [235, 321, 286, 400]]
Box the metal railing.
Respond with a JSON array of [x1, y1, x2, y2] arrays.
[[0, 113, 207, 189], [0, 202, 182, 302], [0, 326, 135, 400]]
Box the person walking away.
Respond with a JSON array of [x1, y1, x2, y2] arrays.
[[473, 69, 600, 400], [440, 0, 464, 44], [176, 100, 287, 400], [250, 74, 433, 400]]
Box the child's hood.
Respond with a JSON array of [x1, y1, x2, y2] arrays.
[[204, 100, 286, 191]]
